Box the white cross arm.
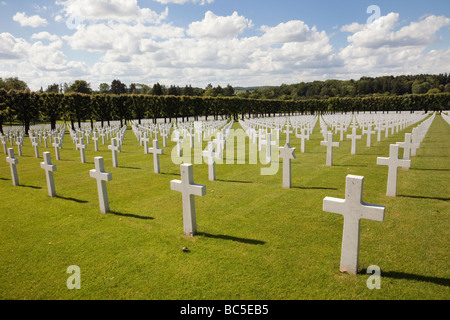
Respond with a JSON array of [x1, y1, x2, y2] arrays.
[[90, 169, 112, 181], [170, 180, 206, 197]]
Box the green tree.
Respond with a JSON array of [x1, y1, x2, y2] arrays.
[[0, 77, 29, 91], [41, 92, 63, 130], [152, 83, 163, 96], [69, 80, 92, 94], [110, 80, 127, 95], [9, 90, 40, 134], [99, 83, 110, 94]]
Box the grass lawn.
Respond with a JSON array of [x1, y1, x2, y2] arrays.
[[0, 113, 448, 300]]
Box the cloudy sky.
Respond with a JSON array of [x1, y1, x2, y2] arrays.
[[0, 0, 449, 91]]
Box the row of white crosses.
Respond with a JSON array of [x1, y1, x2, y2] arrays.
[[5, 146, 112, 214]]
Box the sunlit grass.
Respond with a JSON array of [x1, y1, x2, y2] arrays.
[[0, 114, 448, 300]]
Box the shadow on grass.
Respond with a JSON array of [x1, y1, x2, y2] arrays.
[[398, 194, 450, 202], [292, 186, 338, 190], [108, 211, 154, 220], [160, 172, 181, 177], [411, 168, 450, 172], [197, 232, 265, 245], [55, 195, 88, 204], [216, 179, 252, 184], [118, 166, 141, 170], [18, 184, 42, 190], [361, 269, 450, 287], [0, 177, 10, 181]]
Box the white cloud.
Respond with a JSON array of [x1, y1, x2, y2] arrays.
[[12, 12, 48, 28], [337, 13, 450, 78], [187, 11, 252, 39], [0, 32, 30, 60], [344, 13, 450, 48], [55, 0, 168, 24], [31, 32, 61, 42]]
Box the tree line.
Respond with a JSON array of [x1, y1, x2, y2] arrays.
[[0, 88, 448, 135], [40, 79, 235, 98], [237, 74, 450, 100]]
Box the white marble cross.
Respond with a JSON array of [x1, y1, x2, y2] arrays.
[[40, 152, 57, 197], [377, 144, 411, 197], [362, 125, 375, 147], [337, 124, 346, 141], [323, 175, 385, 275], [108, 138, 120, 168], [284, 123, 293, 144], [92, 132, 99, 152], [375, 124, 383, 142], [347, 127, 362, 155], [321, 132, 340, 166], [52, 137, 62, 160], [1, 136, 7, 154], [279, 143, 296, 188], [142, 132, 150, 154], [148, 139, 164, 174], [89, 157, 113, 213], [397, 133, 419, 160], [202, 142, 219, 181], [16, 137, 23, 157], [100, 131, 106, 145], [170, 164, 206, 236], [172, 130, 184, 157], [296, 128, 309, 153], [43, 132, 48, 148], [76, 138, 87, 163], [31, 137, 40, 158], [6, 148, 19, 186]]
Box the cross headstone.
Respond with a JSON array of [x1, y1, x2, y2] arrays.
[[279, 143, 296, 188], [347, 127, 362, 155], [43, 132, 48, 148], [1, 136, 7, 154], [89, 157, 112, 213], [52, 137, 62, 160], [142, 132, 150, 154], [202, 142, 219, 181], [337, 124, 346, 141], [296, 128, 309, 153], [172, 130, 184, 157], [397, 133, 419, 160], [284, 123, 293, 144], [170, 164, 206, 236], [92, 132, 99, 152], [31, 137, 40, 158], [16, 137, 23, 157], [76, 138, 87, 164], [320, 132, 339, 166], [108, 138, 120, 168], [148, 139, 164, 174], [323, 175, 385, 275], [40, 152, 57, 197], [100, 131, 106, 145], [362, 125, 375, 147], [6, 148, 19, 186], [377, 144, 411, 197]]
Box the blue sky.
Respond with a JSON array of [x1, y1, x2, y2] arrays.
[[1, 0, 449, 91]]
